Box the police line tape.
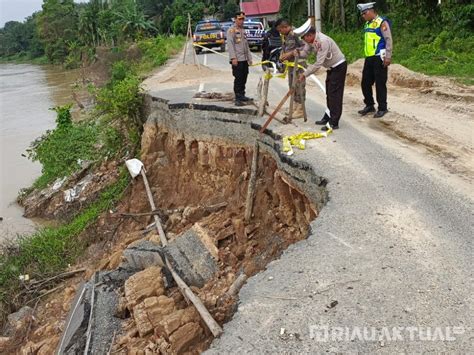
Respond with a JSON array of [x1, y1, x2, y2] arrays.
[[191, 43, 326, 94], [282, 126, 333, 156]]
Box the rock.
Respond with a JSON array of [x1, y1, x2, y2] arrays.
[[124, 266, 165, 309], [156, 307, 200, 340], [169, 322, 204, 354], [132, 296, 176, 337], [164, 226, 218, 288], [0, 337, 10, 348], [182, 206, 207, 224], [123, 240, 166, 270], [232, 218, 247, 244], [6, 306, 34, 336]]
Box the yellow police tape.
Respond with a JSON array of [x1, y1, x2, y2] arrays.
[[191, 43, 303, 80], [282, 129, 333, 155], [255, 60, 306, 80]]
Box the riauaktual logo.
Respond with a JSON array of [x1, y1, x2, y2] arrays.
[[309, 325, 467, 342]]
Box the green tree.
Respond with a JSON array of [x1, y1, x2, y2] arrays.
[[37, 0, 79, 63]]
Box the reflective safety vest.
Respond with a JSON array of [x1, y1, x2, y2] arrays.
[[364, 16, 387, 57]]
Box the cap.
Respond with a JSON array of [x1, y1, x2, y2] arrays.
[[293, 18, 311, 36], [235, 11, 246, 19], [357, 2, 376, 13]]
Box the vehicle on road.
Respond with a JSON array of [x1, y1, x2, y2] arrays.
[[193, 20, 226, 54], [244, 19, 265, 51]]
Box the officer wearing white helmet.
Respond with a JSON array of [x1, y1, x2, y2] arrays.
[[357, 2, 393, 118]]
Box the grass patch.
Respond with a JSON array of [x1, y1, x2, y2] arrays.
[[136, 35, 185, 74]]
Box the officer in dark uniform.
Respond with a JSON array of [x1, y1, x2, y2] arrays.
[[227, 11, 253, 106], [357, 2, 393, 118]]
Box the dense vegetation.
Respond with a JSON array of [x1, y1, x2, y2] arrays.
[[283, 0, 474, 83], [1, 0, 472, 81]]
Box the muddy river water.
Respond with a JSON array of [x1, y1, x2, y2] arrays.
[[0, 64, 78, 243]]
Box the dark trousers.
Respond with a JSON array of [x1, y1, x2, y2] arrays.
[[232, 61, 249, 100], [362, 56, 388, 111], [326, 61, 347, 126]]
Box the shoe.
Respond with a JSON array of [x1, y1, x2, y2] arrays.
[[235, 100, 246, 107], [241, 96, 253, 102], [374, 110, 388, 118], [358, 106, 375, 115], [291, 103, 305, 119], [315, 113, 330, 125], [321, 123, 338, 131]]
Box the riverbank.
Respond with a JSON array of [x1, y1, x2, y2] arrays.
[[0, 36, 184, 329], [0, 64, 79, 242]]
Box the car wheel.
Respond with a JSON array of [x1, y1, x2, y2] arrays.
[[195, 48, 201, 55], [220, 44, 226, 53]]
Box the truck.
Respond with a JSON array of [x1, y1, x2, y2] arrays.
[[193, 20, 226, 54]]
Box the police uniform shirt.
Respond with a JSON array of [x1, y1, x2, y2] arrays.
[[380, 20, 392, 59], [227, 25, 252, 62], [300, 32, 346, 77]]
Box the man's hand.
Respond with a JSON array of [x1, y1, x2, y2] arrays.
[[383, 57, 391, 67], [231, 58, 238, 66], [248, 59, 253, 66], [298, 73, 306, 82]]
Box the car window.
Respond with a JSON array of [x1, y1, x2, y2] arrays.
[[196, 23, 221, 32], [244, 22, 263, 30]]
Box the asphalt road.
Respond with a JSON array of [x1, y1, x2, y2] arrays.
[[158, 46, 473, 352]]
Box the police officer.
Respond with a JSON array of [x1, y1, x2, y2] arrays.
[[357, 2, 393, 118], [298, 27, 347, 131], [227, 11, 253, 106], [276, 18, 306, 119]]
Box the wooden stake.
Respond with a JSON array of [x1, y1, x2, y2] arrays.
[[225, 273, 248, 297], [258, 69, 270, 117], [287, 53, 300, 123], [300, 82, 308, 122], [259, 88, 294, 134], [244, 141, 259, 223], [139, 168, 223, 337]]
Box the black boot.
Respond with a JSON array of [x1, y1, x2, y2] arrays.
[[315, 113, 330, 125], [235, 100, 246, 107], [374, 109, 388, 118], [241, 96, 253, 102], [321, 122, 339, 131], [358, 105, 375, 116]]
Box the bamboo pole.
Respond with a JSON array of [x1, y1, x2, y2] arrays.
[[287, 52, 300, 123], [139, 167, 223, 337], [258, 69, 270, 117]]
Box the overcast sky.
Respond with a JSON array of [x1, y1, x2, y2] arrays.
[[0, 0, 87, 27]]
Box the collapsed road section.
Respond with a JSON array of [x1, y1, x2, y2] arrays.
[[54, 96, 329, 354]]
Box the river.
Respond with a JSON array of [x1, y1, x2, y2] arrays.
[[0, 64, 78, 243]]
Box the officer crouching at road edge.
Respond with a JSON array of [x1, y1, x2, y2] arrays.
[[227, 11, 253, 107], [298, 27, 347, 131], [357, 2, 393, 118]]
